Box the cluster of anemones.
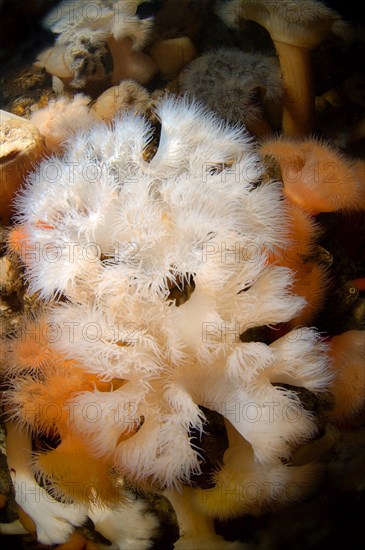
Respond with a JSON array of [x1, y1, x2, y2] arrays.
[[1, 1, 365, 549], [2, 94, 364, 549]]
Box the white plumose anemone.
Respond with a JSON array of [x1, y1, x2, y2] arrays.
[[9, 96, 331, 516]]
